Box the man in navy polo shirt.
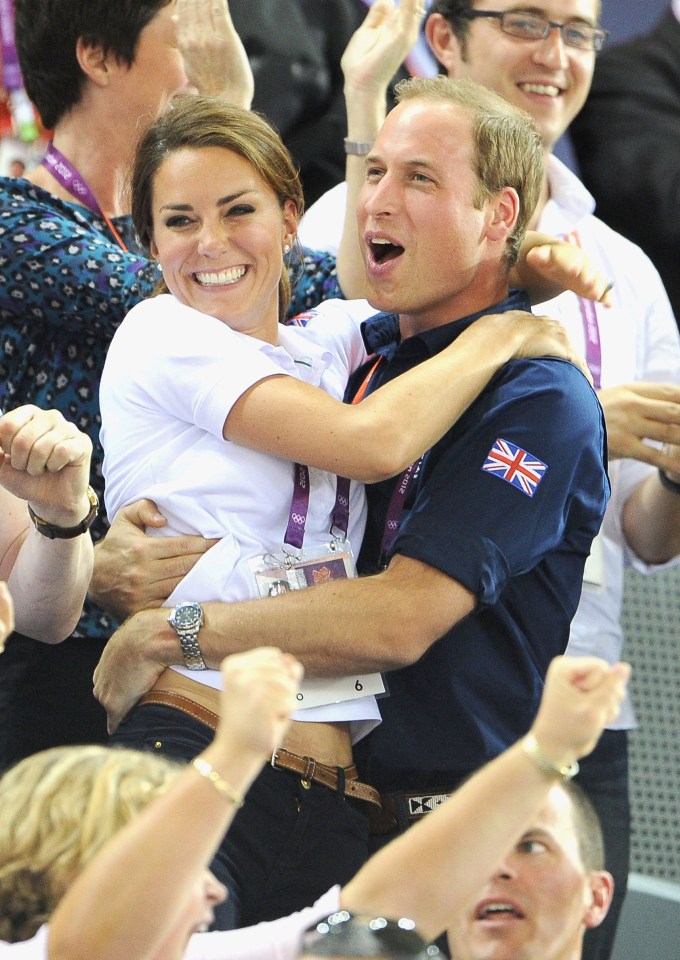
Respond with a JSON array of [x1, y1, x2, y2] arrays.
[[93, 77, 608, 845], [337, 81, 607, 816]]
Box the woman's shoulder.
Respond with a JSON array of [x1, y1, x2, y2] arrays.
[[0, 176, 91, 223], [114, 295, 257, 359], [0, 176, 116, 253]]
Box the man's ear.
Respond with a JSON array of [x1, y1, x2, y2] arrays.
[[75, 36, 115, 89], [485, 187, 520, 243], [584, 871, 614, 929], [425, 13, 464, 75]]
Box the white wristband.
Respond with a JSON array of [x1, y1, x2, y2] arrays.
[[344, 138, 372, 156]]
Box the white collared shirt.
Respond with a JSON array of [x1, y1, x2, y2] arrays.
[[536, 156, 680, 728]]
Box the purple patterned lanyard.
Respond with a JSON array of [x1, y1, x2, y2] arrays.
[[0, 0, 21, 91], [380, 458, 422, 564], [284, 464, 351, 551], [565, 230, 602, 390], [41, 143, 130, 252]]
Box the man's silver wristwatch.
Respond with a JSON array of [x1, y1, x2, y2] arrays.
[[167, 601, 207, 670]]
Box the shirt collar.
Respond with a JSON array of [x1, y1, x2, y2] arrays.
[[361, 288, 532, 358], [262, 322, 334, 387], [539, 155, 595, 235]]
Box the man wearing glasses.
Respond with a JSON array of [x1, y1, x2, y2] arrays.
[[425, 5, 680, 960]]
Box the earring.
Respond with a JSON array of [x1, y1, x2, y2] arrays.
[[283, 243, 291, 255]]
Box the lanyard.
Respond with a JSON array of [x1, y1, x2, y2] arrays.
[[350, 352, 420, 564], [0, 0, 21, 91], [41, 143, 130, 253], [379, 457, 422, 563], [284, 463, 351, 551], [564, 230, 602, 390]]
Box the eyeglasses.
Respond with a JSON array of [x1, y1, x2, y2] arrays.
[[461, 9, 608, 52]]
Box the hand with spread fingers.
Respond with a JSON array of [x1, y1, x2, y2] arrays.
[[90, 498, 217, 621], [177, 0, 254, 107], [341, 0, 425, 102], [598, 382, 680, 465]]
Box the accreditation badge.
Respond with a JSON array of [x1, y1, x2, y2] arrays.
[[249, 540, 386, 709], [250, 539, 357, 598]]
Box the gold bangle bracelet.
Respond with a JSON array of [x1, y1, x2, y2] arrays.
[[192, 757, 245, 808], [522, 733, 579, 782]]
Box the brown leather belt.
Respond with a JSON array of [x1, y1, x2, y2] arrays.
[[138, 668, 221, 729], [138, 671, 382, 810], [271, 747, 381, 809]]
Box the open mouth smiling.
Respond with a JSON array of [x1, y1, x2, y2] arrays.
[[368, 236, 405, 265], [518, 82, 562, 98], [194, 265, 247, 286]]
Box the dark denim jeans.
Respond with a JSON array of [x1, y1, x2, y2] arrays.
[[111, 703, 371, 929]]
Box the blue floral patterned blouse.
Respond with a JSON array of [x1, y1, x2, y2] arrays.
[[0, 177, 343, 639]]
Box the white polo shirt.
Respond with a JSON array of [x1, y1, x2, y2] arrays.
[[101, 295, 380, 735]]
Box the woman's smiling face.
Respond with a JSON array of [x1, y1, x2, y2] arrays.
[[150, 145, 297, 344]]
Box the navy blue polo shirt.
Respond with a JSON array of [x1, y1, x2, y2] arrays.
[[350, 291, 610, 792]]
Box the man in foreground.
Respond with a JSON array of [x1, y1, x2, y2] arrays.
[[447, 779, 613, 960]]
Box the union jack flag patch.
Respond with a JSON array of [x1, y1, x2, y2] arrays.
[[481, 438, 548, 498], [287, 310, 315, 327]]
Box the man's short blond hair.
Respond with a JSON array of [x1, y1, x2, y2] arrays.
[[395, 76, 543, 267]]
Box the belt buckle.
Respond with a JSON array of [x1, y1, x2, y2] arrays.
[[406, 792, 451, 819]]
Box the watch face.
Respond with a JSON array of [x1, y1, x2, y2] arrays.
[[172, 602, 202, 630]]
